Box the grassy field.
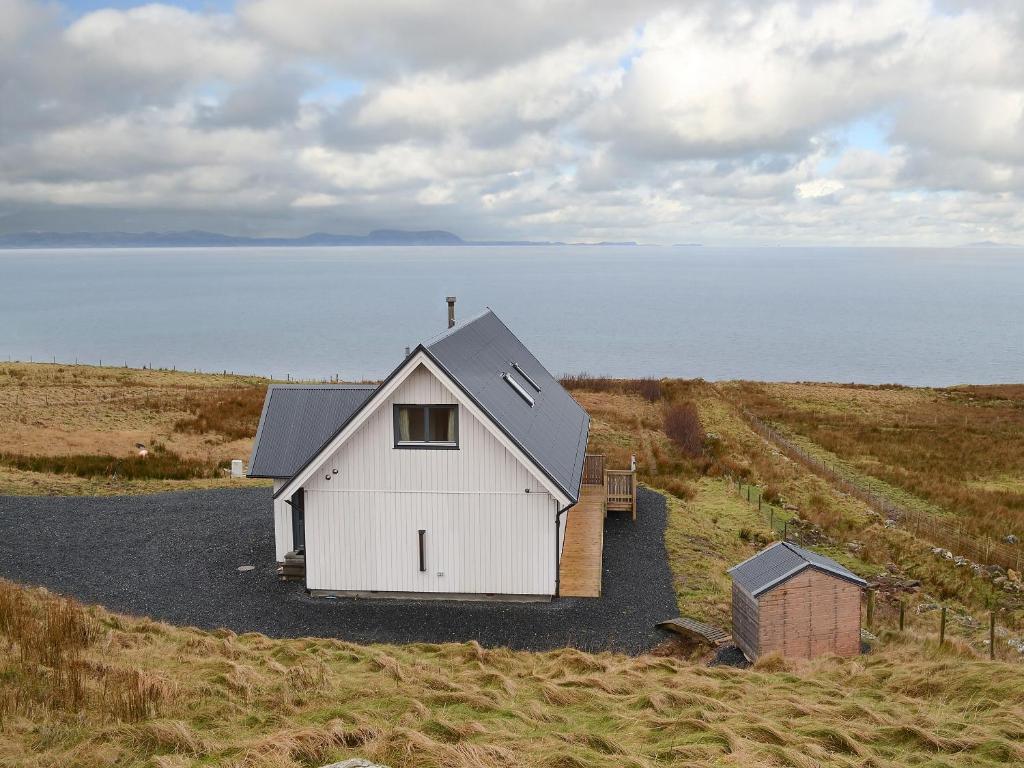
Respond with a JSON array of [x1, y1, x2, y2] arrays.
[[3, 580, 1024, 768], [0, 363, 271, 495], [721, 382, 1024, 545], [3, 366, 1024, 765], [571, 378, 1022, 646]]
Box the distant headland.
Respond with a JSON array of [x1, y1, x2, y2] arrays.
[[0, 229, 656, 249]]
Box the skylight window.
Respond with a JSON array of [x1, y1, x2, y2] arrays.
[[511, 362, 541, 392], [502, 372, 535, 406]]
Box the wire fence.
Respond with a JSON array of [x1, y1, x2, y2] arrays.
[[727, 475, 812, 546], [728, 475, 1011, 660], [717, 390, 1024, 573]]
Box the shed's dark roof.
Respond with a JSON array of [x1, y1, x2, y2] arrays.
[[423, 309, 590, 502], [728, 541, 867, 597], [248, 384, 376, 478]]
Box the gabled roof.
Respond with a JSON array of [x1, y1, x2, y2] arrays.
[[271, 308, 590, 504], [728, 541, 867, 597], [248, 384, 376, 478], [423, 309, 590, 502]]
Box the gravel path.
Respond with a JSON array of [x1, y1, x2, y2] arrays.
[[0, 487, 677, 653]]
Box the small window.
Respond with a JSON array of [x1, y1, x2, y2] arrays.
[[511, 362, 541, 392], [394, 405, 458, 448], [502, 372, 535, 406]]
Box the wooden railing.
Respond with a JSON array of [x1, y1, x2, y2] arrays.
[[583, 453, 605, 485], [605, 469, 637, 520]]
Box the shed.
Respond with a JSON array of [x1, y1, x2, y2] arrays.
[[728, 541, 867, 660]]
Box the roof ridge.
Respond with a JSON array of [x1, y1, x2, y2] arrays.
[[422, 307, 493, 347], [727, 540, 785, 573]]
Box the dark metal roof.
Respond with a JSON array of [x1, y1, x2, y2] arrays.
[[424, 309, 590, 502], [248, 384, 376, 478], [728, 541, 867, 597]]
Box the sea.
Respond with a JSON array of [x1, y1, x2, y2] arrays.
[[2, 245, 1022, 386]]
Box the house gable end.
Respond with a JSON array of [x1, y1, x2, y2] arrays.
[[276, 350, 569, 504]]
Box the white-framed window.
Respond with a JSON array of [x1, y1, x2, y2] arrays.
[[393, 404, 459, 448]]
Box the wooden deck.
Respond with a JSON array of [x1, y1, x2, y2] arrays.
[[558, 484, 606, 597]]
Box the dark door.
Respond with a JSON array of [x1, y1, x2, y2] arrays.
[[291, 488, 305, 554]]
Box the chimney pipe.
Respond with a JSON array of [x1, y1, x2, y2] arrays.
[[446, 296, 456, 329]]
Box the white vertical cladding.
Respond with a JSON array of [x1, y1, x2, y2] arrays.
[[303, 364, 558, 595], [272, 480, 292, 562]]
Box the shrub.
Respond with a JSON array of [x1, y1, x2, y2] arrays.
[[559, 373, 615, 392], [649, 475, 696, 500], [664, 402, 705, 458], [172, 386, 266, 440], [623, 378, 662, 402], [0, 449, 221, 480]]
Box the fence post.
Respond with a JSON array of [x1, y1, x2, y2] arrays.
[[939, 606, 946, 646], [770, 509, 774, 530], [990, 612, 996, 660], [747, 485, 751, 502], [783, 521, 788, 541], [899, 600, 905, 631], [866, 590, 874, 630]]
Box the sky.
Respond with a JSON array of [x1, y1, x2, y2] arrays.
[[2, 0, 1024, 245]]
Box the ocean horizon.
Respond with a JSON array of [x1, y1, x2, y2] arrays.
[[3, 245, 1023, 386]]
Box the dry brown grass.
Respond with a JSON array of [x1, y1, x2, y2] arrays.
[[0, 363, 272, 494], [724, 381, 1024, 543], [572, 380, 1020, 629], [1, 581, 1022, 768]]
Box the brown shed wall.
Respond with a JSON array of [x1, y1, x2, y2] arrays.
[[756, 569, 862, 660], [731, 581, 759, 659]]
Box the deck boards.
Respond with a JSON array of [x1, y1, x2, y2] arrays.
[[559, 484, 605, 597]]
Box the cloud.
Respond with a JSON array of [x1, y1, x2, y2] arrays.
[[1, 0, 1024, 244]]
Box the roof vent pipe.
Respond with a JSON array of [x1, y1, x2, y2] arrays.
[[446, 296, 456, 328]]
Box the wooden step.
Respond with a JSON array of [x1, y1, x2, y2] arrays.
[[657, 617, 731, 646]]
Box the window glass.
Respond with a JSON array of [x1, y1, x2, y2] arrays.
[[429, 406, 455, 442], [397, 406, 426, 442]]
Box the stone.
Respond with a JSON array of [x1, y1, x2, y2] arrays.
[[321, 760, 390, 768], [1005, 534, 1018, 545], [988, 564, 1006, 577], [953, 556, 969, 567], [237, 565, 255, 572], [1008, 569, 1020, 583], [901, 579, 921, 590], [993, 576, 1008, 587], [886, 562, 901, 574]]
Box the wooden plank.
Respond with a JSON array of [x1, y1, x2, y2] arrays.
[[558, 484, 605, 597], [582, 454, 605, 486], [658, 617, 731, 646]]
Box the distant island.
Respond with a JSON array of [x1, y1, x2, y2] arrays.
[[0, 229, 651, 249]]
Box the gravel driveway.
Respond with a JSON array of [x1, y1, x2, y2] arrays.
[[0, 487, 676, 653]]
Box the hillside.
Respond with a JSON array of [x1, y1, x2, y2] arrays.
[[2, 580, 1023, 768], [2, 364, 1022, 647], [3, 365, 1024, 765]]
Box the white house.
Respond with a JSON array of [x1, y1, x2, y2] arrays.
[[248, 304, 590, 599]]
